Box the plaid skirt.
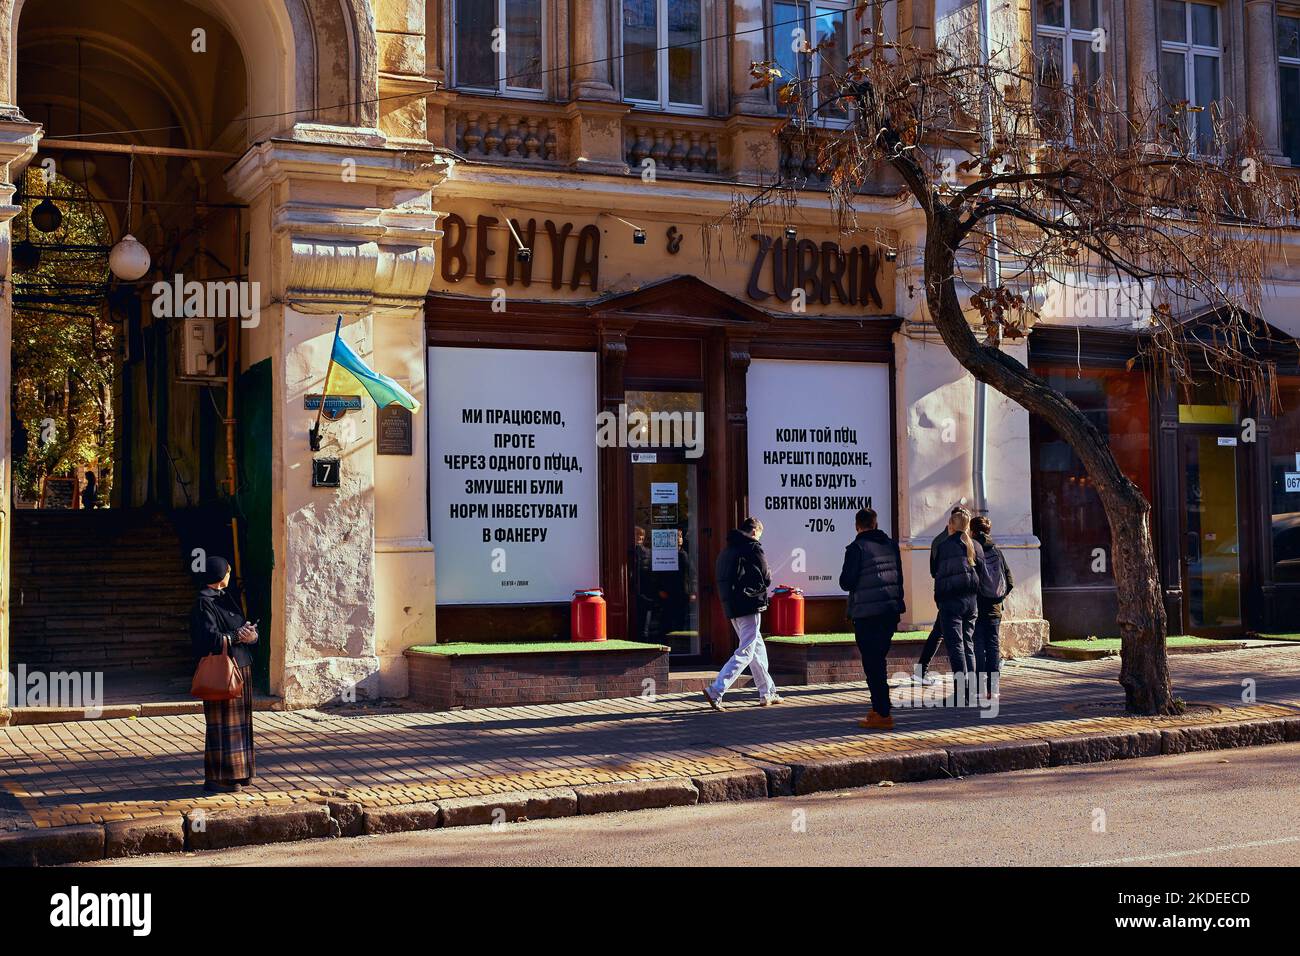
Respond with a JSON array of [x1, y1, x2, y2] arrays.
[[203, 663, 255, 783]]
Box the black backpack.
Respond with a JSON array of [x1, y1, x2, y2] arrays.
[[977, 542, 1008, 601]]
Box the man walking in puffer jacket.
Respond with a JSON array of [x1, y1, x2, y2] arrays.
[[703, 517, 781, 709], [839, 507, 906, 730]]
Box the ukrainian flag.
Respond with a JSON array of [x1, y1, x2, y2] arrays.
[[324, 316, 420, 412]]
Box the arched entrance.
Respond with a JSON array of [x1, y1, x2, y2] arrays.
[[1, 0, 440, 716], [6, 0, 254, 703]]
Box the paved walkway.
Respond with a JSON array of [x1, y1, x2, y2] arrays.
[[3, 647, 1299, 831]]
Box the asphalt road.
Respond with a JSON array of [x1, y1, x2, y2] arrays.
[[92, 742, 1300, 867]]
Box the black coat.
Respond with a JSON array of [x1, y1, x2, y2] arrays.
[[190, 586, 256, 668], [715, 529, 771, 618], [839, 528, 906, 620], [933, 533, 985, 602], [928, 529, 950, 578]]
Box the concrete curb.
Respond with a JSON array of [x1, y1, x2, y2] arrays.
[[574, 778, 699, 814], [790, 750, 949, 794], [5, 713, 1300, 865], [185, 803, 332, 852], [692, 767, 769, 803], [0, 823, 104, 866], [1048, 729, 1162, 765], [104, 815, 185, 858], [947, 740, 1050, 777]]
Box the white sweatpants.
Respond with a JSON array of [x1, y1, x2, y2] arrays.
[[708, 613, 777, 700]]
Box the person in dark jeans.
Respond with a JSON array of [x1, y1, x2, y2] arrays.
[[913, 507, 967, 683], [971, 515, 1014, 697], [933, 510, 984, 677], [839, 507, 905, 730]]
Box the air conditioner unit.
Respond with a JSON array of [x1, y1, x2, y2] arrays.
[[179, 316, 220, 380]]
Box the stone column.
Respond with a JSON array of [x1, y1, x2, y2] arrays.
[[572, 0, 618, 101], [891, 215, 1047, 654], [1126, 0, 1161, 136], [1245, 0, 1284, 158], [227, 140, 447, 708], [0, 119, 40, 724], [731, 0, 771, 115]]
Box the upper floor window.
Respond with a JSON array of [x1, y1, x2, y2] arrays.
[[770, 0, 851, 123], [622, 0, 705, 112], [1033, 0, 1102, 142], [1279, 14, 1300, 164], [454, 0, 545, 97], [1158, 0, 1222, 152]]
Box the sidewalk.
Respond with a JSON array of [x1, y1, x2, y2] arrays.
[[2, 647, 1299, 861]]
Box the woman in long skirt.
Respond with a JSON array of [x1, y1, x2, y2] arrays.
[[190, 556, 258, 792]]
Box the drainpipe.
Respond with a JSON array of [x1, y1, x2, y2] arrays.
[[973, 0, 1000, 517]]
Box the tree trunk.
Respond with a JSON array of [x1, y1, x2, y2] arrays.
[[920, 212, 1180, 715]]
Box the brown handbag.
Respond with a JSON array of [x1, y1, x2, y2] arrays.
[[191, 641, 244, 701]]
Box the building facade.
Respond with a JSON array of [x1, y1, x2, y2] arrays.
[[0, 0, 1296, 717]]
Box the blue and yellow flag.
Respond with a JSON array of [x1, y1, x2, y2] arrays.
[[324, 316, 420, 412]]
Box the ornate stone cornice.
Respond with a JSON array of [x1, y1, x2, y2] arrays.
[[0, 118, 43, 225], [226, 139, 449, 316]]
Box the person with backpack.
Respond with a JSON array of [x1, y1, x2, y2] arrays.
[[971, 515, 1014, 697], [932, 509, 985, 675], [703, 517, 781, 709], [839, 507, 905, 730]]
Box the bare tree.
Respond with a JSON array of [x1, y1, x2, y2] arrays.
[[744, 1, 1295, 714]]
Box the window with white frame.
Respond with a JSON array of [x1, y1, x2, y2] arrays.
[[1158, 0, 1222, 152], [454, 0, 545, 97], [1279, 13, 1300, 164], [1033, 0, 1103, 141], [770, 0, 852, 122], [621, 0, 705, 111]]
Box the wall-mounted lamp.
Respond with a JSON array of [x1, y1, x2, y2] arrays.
[[884, 249, 898, 262], [500, 213, 532, 262], [784, 227, 798, 240], [604, 214, 648, 246]]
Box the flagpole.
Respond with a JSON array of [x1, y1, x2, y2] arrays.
[[311, 315, 343, 450]]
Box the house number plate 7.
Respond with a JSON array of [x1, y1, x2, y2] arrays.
[[312, 458, 341, 488]]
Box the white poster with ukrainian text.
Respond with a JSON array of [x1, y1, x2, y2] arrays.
[[428, 347, 599, 604], [746, 359, 893, 597]]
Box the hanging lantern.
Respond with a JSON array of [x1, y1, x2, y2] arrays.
[[62, 154, 97, 183], [12, 239, 41, 274], [30, 197, 62, 233], [108, 233, 150, 280]]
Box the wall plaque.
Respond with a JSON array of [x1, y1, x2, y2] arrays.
[[377, 404, 414, 455], [312, 458, 341, 488]]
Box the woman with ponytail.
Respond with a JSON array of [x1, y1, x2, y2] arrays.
[[932, 508, 985, 675]]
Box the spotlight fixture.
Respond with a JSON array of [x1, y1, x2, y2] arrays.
[[604, 213, 649, 246], [498, 209, 533, 263], [31, 197, 62, 233], [884, 248, 898, 262], [784, 226, 797, 240]]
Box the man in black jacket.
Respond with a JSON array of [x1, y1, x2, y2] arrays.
[[839, 507, 905, 730], [703, 517, 780, 709]]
